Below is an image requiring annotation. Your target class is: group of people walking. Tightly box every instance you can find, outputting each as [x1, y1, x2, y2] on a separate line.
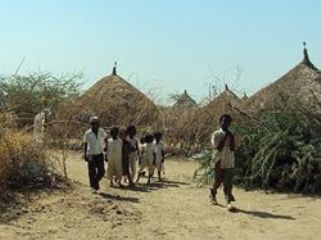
[83, 114, 236, 210]
[83, 116, 165, 193]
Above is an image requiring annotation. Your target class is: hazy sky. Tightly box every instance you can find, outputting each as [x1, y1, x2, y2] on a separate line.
[1, 0, 320, 103]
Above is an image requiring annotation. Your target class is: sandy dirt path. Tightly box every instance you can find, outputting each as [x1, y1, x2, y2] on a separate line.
[1, 151, 321, 240]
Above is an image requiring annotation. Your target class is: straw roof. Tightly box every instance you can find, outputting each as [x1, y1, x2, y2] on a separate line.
[241, 92, 249, 101]
[205, 84, 241, 113]
[172, 90, 198, 109]
[57, 64, 160, 128]
[200, 84, 241, 124]
[244, 46, 321, 112]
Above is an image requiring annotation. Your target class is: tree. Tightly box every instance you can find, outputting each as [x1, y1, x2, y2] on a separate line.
[0, 72, 83, 126]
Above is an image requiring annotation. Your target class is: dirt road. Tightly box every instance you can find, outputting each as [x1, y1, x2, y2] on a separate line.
[1, 151, 321, 239]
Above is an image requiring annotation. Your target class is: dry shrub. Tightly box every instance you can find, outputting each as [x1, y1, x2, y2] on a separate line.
[0, 128, 55, 197]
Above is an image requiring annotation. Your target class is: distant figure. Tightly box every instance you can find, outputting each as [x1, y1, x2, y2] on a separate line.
[154, 132, 165, 181]
[33, 108, 51, 144]
[126, 125, 139, 180]
[83, 116, 107, 193]
[210, 114, 236, 211]
[138, 136, 146, 167]
[136, 134, 156, 184]
[119, 128, 134, 186]
[107, 127, 123, 187]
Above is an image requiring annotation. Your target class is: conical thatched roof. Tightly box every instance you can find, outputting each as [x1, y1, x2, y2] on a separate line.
[205, 84, 241, 113]
[57, 64, 160, 129]
[200, 84, 241, 124]
[172, 90, 198, 109]
[245, 46, 321, 111]
[241, 92, 249, 101]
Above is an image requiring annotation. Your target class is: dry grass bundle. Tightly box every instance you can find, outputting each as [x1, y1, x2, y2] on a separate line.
[0, 127, 57, 200]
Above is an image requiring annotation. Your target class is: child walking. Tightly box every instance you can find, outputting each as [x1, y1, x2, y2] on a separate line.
[119, 128, 134, 186]
[154, 132, 165, 181]
[210, 114, 236, 210]
[136, 134, 156, 184]
[107, 127, 123, 187]
[126, 125, 139, 181]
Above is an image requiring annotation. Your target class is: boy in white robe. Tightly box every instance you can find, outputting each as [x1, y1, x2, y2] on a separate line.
[107, 127, 123, 187]
[136, 134, 156, 184]
[154, 132, 165, 181]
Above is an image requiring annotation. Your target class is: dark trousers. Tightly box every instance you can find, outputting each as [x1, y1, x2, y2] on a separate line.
[212, 168, 235, 203]
[88, 154, 105, 190]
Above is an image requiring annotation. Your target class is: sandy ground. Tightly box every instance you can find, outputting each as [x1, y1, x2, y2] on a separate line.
[1, 151, 321, 240]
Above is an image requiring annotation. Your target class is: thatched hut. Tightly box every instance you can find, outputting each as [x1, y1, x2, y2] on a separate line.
[244, 45, 321, 112]
[57, 63, 161, 131]
[203, 84, 241, 118]
[241, 92, 249, 101]
[172, 90, 198, 109]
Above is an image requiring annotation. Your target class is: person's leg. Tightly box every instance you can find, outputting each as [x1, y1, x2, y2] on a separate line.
[95, 154, 105, 190]
[136, 161, 146, 182]
[130, 153, 137, 181]
[223, 168, 235, 204]
[116, 159, 123, 187]
[88, 160, 96, 189]
[107, 159, 114, 187]
[210, 168, 224, 204]
[91, 155, 100, 190]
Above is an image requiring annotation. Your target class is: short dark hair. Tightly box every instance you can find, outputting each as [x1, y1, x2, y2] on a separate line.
[110, 127, 120, 138]
[153, 132, 163, 140]
[219, 114, 232, 123]
[126, 125, 137, 136]
[144, 134, 154, 143]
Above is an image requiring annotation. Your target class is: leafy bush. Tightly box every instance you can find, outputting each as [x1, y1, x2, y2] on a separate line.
[193, 107, 321, 193]
[0, 72, 82, 126]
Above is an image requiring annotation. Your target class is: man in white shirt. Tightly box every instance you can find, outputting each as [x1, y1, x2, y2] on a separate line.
[210, 114, 236, 209]
[83, 116, 107, 192]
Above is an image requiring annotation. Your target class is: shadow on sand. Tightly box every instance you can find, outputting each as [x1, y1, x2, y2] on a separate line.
[117, 179, 189, 193]
[98, 192, 140, 203]
[233, 207, 296, 220]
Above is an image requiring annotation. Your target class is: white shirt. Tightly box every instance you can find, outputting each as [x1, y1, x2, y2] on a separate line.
[83, 128, 107, 155]
[211, 128, 235, 169]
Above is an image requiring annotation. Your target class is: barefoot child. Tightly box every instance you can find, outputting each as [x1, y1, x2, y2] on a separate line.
[210, 114, 236, 210]
[136, 134, 156, 184]
[154, 132, 165, 181]
[126, 125, 139, 180]
[107, 127, 123, 187]
[119, 128, 134, 186]
[83, 116, 107, 193]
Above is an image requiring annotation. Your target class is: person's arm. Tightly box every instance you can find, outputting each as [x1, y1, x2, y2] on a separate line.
[161, 149, 165, 162]
[212, 132, 226, 152]
[226, 130, 235, 151]
[83, 142, 88, 161]
[83, 132, 88, 161]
